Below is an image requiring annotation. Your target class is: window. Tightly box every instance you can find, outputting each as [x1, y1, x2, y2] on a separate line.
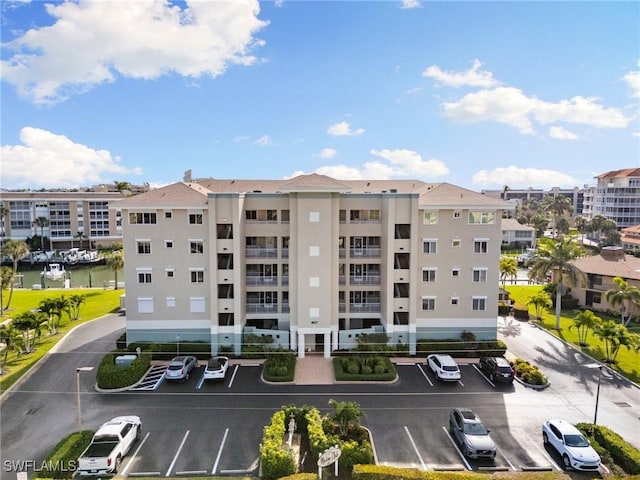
[309, 246, 320, 256]
[166, 297, 175, 307]
[451, 297, 459, 306]
[189, 213, 203, 224]
[137, 272, 152, 284]
[246, 210, 257, 220]
[339, 210, 346, 223]
[452, 239, 461, 248]
[423, 239, 437, 254]
[217, 224, 233, 239]
[472, 297, 487, 311]
[190, 240, 204, 254]
[190, 270, 205, 283]
[165, 240, 173, 248]
[281, 210, 290, 223]
[474, 239, 488, 253]
[472, 268, 488, 283]
[452, 268, 460, 277]
[137, 240, 151, 254]
[453, 211, 461, 219]
[423, 211, 438, 225]
[219, 313, 234, 326]
[395, 224, 410, 239]
[164, 211, 172, 219]
[165, 269, 174, 278]
[137, 298, 153, 314]
[190, 297, 206, 313]
[422, 297, 436, 311]
[422, 268, 436, 282]
[218, 253, 233, 269]
[129, 212, 157, 224]
[309, 212, 320, 222]
[468, 211, 495, 224]
[394, 283, 409, 298]
[267, 210, 278, 221]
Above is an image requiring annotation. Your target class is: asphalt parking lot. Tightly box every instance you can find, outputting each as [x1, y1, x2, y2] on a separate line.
[115, 361, 562, 476]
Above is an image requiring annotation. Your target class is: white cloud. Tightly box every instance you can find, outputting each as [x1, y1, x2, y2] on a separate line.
[327, 121, 365, 137]
[318, 148, 337, 159]
[472, 166, 580, 188]
[254, 134, 272, 146]
[1, 127, 142, 188]
[442, 86, 631, 135]
[1, 0, 268, 104]
[621, 62, 640, 98]
[423, 60, 500, 88]
[548, 126, 578, 140]
[400, 0, 421, 9]
[369, 149, 449, 177]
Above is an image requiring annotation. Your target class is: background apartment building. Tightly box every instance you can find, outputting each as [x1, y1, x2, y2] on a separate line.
[582, 168, 640, 228]
[118, 173, 512, 357]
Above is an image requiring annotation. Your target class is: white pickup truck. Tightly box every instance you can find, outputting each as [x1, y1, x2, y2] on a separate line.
[77, 416, 141, 476]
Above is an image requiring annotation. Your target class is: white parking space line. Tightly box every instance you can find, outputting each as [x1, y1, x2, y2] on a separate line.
[165, 430, 190, 477]
[119, 431, 151, 477]
[211, 427, 229, 474]
[521, 428, 561, 471]
[416, 364, 433, 386]
[442, 426, 472, 471]
[228, 364, 239, 388]
[196, 374, 205, 389]
[176, 470, 207, 475]
[472, 364, 496, 387]
[403, 426, 427, 471]
[495, 444, 517, 471]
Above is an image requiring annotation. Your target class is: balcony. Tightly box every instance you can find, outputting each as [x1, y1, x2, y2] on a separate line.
[246, 276, 278, 286]
[350, 275, 381, 285]
[338, 302, 346, 313]
[246, 303, 278, 313]
[350, 247, 381, 258]
[281, 275, 289, 286]
[245, 247, 278, 258]
[349, 303, 381, 313]
[281, 247, 289, 258]
[282, 303, 290, 313]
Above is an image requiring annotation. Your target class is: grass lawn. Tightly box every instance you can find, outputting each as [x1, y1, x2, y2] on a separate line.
[505, 285, 640, 384]
[0, 288, 123, 392]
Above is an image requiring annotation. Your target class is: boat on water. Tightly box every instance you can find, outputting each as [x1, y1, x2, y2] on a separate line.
[42, 263, 66, 281]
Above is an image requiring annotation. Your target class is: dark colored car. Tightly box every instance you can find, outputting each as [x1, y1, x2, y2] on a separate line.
[479, 356, 514, 384]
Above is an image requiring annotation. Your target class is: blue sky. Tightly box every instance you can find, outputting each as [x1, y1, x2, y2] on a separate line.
[1, 0, 639, 191]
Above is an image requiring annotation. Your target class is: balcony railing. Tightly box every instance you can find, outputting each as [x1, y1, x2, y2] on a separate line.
[281, 275, 289, 286]
[246, 276, 277, 286]
[245, 247, 278, 258]
[350, 248, 381, 258]
[339, 248, 346, 258]
[281, 248, 289, 258]
[350, 275, 381, 285]
[349, 302, 381, 313]
[246, 303, 278, 313]
[338, 302, 346, 313]
[282, 303, 290, 313]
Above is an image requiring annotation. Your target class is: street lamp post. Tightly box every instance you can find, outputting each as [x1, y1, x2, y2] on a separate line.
[593, 365, 603, 425]
[176, 334, 180, 357]
[76, 366, 94, 430]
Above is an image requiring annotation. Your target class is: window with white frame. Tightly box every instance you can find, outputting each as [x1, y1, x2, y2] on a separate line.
[423, 211, 438, 225]
[423, 239, 437, 254]
[309, 212, 320, 223]
[190, 269, 205, 283]
[137, 297, 153, 313]
[129, 212, 157, 224]
[137, 272, 152, 284]
[472, 268, 488, 283]
[474, 239, 488, 253]
[453, 211, 461, 219]
[189, 213, 203, 224]
[452, 268, 460, 277]
[165, 240, 173, 248]
[422, 297, 436, 311]
[468, 211, 495, 224]
[452, 239, 461, 248]
[164, 211, 172, 219]
[472, 296, 487, 311]
[166, 297, 175, 307]
[451, 297, 459, 306]
[136, 240, 151, 254]
[190, 240, 204, 254]
[422, 268, 436, 282]
[190, 297, 206, 313]
[165, 269, 174, 278]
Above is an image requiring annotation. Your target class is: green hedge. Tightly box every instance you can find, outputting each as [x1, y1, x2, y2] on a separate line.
[333, 357, 396, 381]
[259, 410, 297, 480]
[416, 339, 507, 357]
[33, 430, 93, 479]
[511, 358, 548, 386]
[576, 423, 640, 475]
[352, 464, 567, 480]
[263, 351, 296, 382]
[96, 351, 152, 389]
[125, 341, 211, 360]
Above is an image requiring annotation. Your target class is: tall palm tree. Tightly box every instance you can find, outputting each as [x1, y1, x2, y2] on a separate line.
[1, 240, 29, 311]
[0, 266, 15, 317]
[32, 216, 49, 251]
[106, 250, 124, 289]
[541, 194, 573, 239]
[499, 256, 518, 288]
[528, 236, 585, 329]
[328, 399, 365, 437]
[13, 311, 45, 354]
[605, 276, 640, 326]
[0, 323, 22, 372]
[527, 291, 552, 321]
[569, 309, 602, 346]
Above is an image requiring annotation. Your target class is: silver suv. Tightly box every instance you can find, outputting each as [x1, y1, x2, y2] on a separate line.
[449, 407, 496, 460]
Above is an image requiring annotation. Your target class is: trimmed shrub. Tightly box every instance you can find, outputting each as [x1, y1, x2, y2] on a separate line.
[259, 410, 297, 480]
[96, 351, 151, 389]
[333, 357, 396, 382]
[33, 430, 93, 478]
[577, 423, 640, 475]
[126, 341, 210, 360]
[263, 350, 296, 382]
[416, 339, 507, 358]
[511, 358, 548, 386]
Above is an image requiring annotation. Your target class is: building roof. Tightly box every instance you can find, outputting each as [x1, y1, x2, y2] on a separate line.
[114, 182, 210, 208]
[570, 248, 640, 281]
[416, 182, 511, 209]
[501, 218, 535, 231]
[596, 168, 640, 179]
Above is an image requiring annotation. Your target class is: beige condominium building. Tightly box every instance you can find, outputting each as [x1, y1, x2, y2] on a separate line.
[116, 173, 513, 357]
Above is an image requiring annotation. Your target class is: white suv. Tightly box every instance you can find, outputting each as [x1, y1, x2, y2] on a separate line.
[427, 354, 461, 382]
[542, 419, 601, 471]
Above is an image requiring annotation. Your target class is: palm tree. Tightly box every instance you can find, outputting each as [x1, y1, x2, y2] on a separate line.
[499, 257, 518, 288]
[105, 250, 124, 289]
[528, 236, 585, 329]
[569, 309, 602, 346]
[574, 215, 590, 245]
[527, 291, 552, 321]
[605, 276, 640, 326]
[328, 399, 365, 437]
[0, 323, 22, 372]
[542, 194, 573, 239]
[66, 294, 86, 321]
[32, 216, 49, 252]
[39, 297, 59, 336]
[0, 266, 15, 317]
[1, 240, 29, 311]
[594, 320, 640, 364]
[13, 311, 45, 354]
[0, 204, 8, 238]
[589, 215, 609, 244]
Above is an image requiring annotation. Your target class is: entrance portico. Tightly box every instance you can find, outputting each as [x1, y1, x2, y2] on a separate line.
[292, 327, 336, 358]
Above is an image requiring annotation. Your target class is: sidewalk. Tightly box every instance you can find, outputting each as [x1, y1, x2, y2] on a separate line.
[293, 355, 334, 384]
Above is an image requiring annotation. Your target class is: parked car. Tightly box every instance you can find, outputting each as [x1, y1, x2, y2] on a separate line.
[542, 419, 601, 471]
[449, 408, 496, 460]
[479, 356, 514, 384]
[426, 354, 461, 382]
[203, 356, 229, 381]
[77, 416, 141, 475]
[165, 355, 198, 381]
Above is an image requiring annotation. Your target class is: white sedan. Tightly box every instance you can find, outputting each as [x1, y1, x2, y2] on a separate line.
[203, 356, 229, 381]
[542, 419, 601, 471]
